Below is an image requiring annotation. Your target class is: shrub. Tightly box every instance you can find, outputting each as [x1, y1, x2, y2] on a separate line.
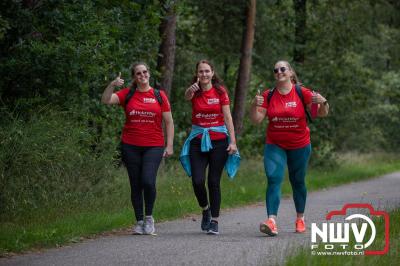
[0, 108, 120, 221]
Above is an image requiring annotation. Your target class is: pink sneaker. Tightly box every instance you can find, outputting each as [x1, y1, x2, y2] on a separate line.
[295, 218, 306, 233]
[260, 218, 278, 236]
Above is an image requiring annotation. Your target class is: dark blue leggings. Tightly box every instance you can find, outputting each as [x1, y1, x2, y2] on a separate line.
[263, 144, 311, 216]
[121, 143, 164, 222]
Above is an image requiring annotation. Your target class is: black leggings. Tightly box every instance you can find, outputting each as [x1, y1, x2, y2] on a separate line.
[189, 138, 229, 218]
[121, 143, 164, 222]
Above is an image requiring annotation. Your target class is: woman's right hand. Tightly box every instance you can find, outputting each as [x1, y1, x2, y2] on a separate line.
[185, 79, 200, 100]
[111, 72, 124, 88]
[189, 81, 200, 93]
[253, 90, 264, 106]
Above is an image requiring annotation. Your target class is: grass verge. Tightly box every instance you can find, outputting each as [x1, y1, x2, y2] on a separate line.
[1, 153, 400, 256]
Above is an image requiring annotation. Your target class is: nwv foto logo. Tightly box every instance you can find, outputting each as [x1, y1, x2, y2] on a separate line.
[310, 203, 390, 256]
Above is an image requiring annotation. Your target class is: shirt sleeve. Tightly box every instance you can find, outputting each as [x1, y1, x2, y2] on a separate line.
[115, 88, 130, 107]
[160, 90, 171, 112]
[260, 89, 269, 109]
[301, 87, 313, 105]
[220, 87, 230, 105]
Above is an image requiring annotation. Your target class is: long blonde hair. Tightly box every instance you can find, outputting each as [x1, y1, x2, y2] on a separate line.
[276, 60, 302, 85]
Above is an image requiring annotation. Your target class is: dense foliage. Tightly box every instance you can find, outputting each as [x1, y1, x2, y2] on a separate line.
[1, 0, 399, 220]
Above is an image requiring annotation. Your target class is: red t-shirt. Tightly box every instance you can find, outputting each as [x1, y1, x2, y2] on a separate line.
[260, 85, 312, 149]
[116, 87, 171, 146]
[191, 86, 230, 140]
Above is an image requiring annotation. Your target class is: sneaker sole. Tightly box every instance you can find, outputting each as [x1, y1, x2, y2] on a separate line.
[132, 231, 144, 235]
[207, 230, 219, 235]
[144, 230, 155, 235]
[260, 223, 277, 236]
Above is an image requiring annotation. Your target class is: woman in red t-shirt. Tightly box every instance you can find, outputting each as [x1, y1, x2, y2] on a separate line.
[184, 60, 237, 235]
[250, 60, 329, 236]
[101, 62, 174, 235]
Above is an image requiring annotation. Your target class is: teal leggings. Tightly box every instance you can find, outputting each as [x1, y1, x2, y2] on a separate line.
[263, 144, 311, 216]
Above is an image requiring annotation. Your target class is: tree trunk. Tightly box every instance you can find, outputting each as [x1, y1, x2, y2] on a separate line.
[156, 1, 177, 98]
[293, 0, 307, 64]
[232, 0, 256, 135]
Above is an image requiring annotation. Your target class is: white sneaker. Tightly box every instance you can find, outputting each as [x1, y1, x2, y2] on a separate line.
[144, 216, 155, 235]
[132, 220, 144, 235]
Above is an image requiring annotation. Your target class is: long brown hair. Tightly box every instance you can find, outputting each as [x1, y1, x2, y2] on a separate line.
[191, 60, 226, 96]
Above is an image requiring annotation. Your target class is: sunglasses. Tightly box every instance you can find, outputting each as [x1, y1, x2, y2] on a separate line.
[135, 70, 148, 76]
[273, 67, 287, 74]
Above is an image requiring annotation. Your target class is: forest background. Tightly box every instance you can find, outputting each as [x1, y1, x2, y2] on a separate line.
[0, 0, 399, 224]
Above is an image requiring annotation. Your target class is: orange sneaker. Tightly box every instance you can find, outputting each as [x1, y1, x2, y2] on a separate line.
[295, 218, 306, 233]
[260, 218, 278, 236]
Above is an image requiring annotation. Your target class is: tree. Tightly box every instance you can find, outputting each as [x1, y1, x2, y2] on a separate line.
[293, 0, 307, 64]
[156, 0, 178, 97]
[232, 0, 256, 134]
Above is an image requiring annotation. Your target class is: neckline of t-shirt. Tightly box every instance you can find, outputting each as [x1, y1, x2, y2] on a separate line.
[201, 86, 215, 93]
[275, 86, 293, 96]
[135, 87, 153, 93]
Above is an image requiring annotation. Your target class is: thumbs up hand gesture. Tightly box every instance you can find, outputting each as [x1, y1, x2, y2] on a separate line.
[111, 72, 124, 88]
[189, 78, 201, 93]
[254, 89, 264, 106]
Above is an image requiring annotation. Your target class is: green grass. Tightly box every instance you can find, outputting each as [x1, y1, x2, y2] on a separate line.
[1, 153, 400, 256]
[285, 208, 400, 265]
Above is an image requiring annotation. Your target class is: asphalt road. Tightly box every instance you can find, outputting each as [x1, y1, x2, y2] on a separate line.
[1, 172, 399, 266]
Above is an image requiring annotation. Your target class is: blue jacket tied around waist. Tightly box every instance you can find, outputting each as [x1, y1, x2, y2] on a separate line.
[179, 125, 241, 179]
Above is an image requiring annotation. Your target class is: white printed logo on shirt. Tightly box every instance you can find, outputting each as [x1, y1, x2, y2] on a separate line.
[207, 98, 220, 105]
[143, 98, 156, 104]
[195, 113, 219, 119]
[129, 109, 156, 117]
[285, 101, 297, 108]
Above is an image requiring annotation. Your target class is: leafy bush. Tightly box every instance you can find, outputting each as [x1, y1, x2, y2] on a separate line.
[0, 108, 121, 221]
[0, 0, 161, 110]
[309, 140, 338, 169]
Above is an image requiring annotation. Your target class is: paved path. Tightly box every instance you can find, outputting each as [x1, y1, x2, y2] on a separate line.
[1, 172, 399, 266]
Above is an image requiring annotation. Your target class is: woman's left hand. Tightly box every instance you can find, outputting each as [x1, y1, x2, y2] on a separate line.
[226, 143, 238, 155]
[312, 92, 327, 104]
[163, 146, 174, 157]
